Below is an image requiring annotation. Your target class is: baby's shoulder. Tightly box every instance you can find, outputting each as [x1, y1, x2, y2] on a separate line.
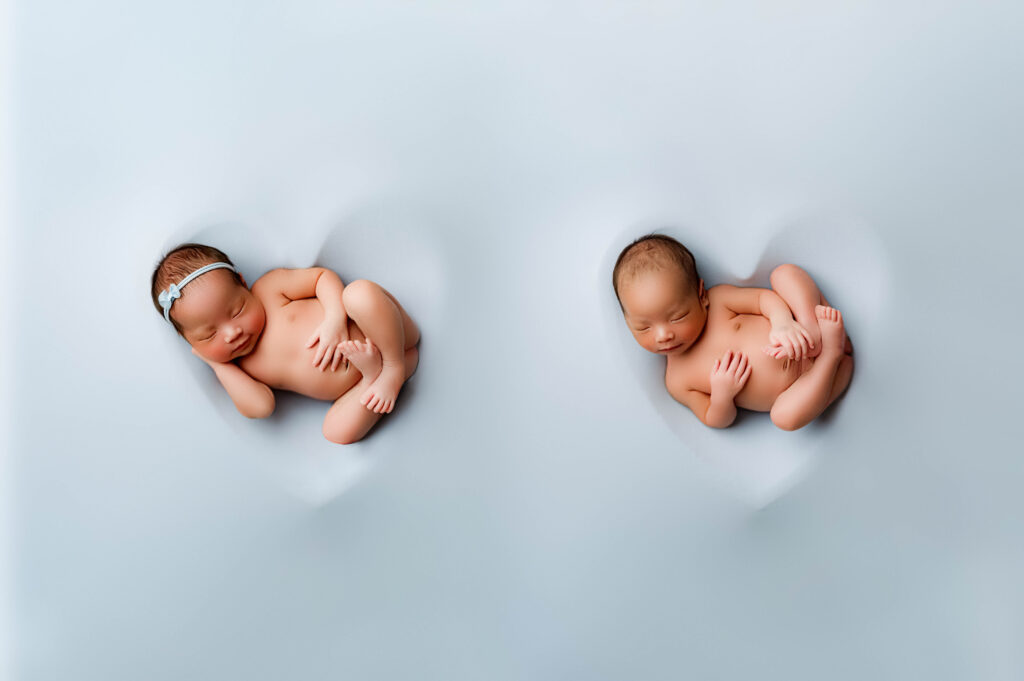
[706, 283, 771, 315]
[251, 267, 287, 290]
[706, 282, 769, 299]
[706, 283, 735, 306]
[250, 268, 291, 305]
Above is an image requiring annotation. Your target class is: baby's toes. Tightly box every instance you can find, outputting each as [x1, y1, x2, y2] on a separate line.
[815, 305, 841, 325]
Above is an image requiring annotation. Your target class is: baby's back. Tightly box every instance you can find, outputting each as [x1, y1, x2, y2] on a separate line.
[666, 286, 807, 412]
[240, 295, 364, 402]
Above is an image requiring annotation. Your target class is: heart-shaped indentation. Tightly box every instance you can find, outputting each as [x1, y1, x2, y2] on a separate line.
[157, 200, 448, 505]
[603, 214, 889, 506]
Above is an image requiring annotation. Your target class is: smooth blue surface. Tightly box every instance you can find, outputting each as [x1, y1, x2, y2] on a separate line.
[9, 1, 1024, 679]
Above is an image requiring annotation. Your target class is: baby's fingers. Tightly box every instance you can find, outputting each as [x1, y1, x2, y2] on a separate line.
[785, 338, 802, 361]
[727, 352, 743, 375]
[740, 361, 752, 385]
[800, 325, 815, 350]
[794, 333, 808, 359]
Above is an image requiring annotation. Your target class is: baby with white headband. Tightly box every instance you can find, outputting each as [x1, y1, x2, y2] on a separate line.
[151, 243, 419, 444]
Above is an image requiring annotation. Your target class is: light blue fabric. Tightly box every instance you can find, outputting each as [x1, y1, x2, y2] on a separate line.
[158, 262, 236, 322]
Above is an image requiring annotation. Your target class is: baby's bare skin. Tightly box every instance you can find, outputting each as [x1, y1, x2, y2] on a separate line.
[666, 299, 849, 428]
[175, 267, 419, 444]
[667, 292, 811, 413]
[619, 263, 853, 430]
[239, 296, 365, 402]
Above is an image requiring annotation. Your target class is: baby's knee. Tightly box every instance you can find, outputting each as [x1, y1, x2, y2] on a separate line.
[770, 263, 805, 284]
[322, 420, 362, 445]
[341, 278, 376, 304]
[770, 405, 806, 432]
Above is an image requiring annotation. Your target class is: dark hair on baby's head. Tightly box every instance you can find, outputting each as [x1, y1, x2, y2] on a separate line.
[151, 243, 242, 333]
[612, 234, 701, 302]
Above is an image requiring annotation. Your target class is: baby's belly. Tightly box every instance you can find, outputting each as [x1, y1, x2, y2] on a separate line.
[735, 353, 808, 412]
[247, 301, 367, 402]
[712, 315, 807, 412]
[278, 361, 363, 402]
[277, 318, 367, 401]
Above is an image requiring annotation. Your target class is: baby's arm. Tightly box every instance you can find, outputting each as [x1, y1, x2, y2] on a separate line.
[714, 285, 813, 360]
[254, 267, 350, 371]
[768, 264, 826, 358]
[669, 351, 751, 428]
[193, 350, 275, 418]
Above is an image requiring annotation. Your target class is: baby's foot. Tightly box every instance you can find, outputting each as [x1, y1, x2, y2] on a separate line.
[803, 324, 823, 359]
[359, 359, 405, 415]
[815, 305, 845, 359]
[340, 339, 382, 381]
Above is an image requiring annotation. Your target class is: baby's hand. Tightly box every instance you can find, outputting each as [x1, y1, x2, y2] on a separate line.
[710, 350, 751, 399]
[764, 321, 814, 361]
[306, 316, 350, 371]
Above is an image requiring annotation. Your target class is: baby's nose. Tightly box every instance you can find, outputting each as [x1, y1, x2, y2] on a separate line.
[655, 326, 674, 341]
[224, 325, 242, 342]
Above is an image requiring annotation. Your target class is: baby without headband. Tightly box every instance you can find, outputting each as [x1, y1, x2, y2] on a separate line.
[158, 262, 237, 322]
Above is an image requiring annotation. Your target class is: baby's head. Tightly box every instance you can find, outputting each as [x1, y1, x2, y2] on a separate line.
[151, 243, 266, 363]
[613, 234, 709, 356]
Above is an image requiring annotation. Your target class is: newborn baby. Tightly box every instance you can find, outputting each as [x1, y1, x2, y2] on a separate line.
[152, 243, 419, 444]
[613, 235, 853, 430]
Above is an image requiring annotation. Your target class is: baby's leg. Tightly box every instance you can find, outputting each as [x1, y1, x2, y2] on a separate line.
[769, 264, 826, 358]
[322, 345, 419, 444]
[342, 279, 419, 413]
[769, 306, 849, 431]
[377, 285, 421, 349]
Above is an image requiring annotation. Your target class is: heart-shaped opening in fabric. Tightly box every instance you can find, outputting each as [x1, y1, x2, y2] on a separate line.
[602, 213, 889, 506]
[155, 200, 449, 505]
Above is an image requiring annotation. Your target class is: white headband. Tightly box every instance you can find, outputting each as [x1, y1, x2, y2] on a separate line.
[158, 262, 237, 322]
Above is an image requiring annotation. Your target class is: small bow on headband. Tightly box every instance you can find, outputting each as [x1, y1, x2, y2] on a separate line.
[158, 283, 182, 315]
